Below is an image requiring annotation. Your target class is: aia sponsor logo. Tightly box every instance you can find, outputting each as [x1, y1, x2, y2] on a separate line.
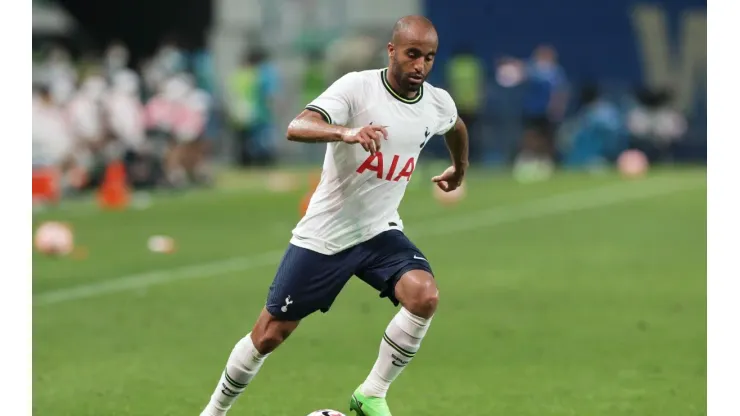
[356, 152, 415, 181]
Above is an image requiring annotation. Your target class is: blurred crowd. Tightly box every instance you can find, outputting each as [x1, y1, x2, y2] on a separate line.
[32, 40, 218, 196]
[32, 35, 700, 199]
[440, 44, 693, 178]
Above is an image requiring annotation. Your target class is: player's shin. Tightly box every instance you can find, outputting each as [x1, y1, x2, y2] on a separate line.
[359, 307, 432, 398]
[200, 332, 269, 416]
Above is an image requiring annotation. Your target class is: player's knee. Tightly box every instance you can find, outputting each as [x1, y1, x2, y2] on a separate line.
[417, 288, 439, 317]
[396, 271, 439, 318]
[404, 285, 439, 318]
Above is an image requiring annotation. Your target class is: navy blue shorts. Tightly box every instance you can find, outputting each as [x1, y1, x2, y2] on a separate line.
[265, 230, 433, 321]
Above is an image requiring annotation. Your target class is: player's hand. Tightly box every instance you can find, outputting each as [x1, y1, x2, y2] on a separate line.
[341, 124, 389, 154]
[431, 165, 465, 192]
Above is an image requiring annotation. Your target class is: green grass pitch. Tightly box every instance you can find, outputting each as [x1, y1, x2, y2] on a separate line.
[32, 167, 706, 416]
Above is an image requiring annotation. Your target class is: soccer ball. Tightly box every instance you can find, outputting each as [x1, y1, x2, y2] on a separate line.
[307, 410, 346, 416]
[512, 156, 555, 183]
[433, 181, 466, 205]
[147, 235, 176, 254]
[617, 149, 649, 178]
[34, 221, 74, 256]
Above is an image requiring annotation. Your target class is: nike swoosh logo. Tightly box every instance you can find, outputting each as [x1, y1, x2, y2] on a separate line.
[413, 255, 427, 262]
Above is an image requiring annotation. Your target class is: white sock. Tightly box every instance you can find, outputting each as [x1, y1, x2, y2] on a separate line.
[360, 308, 432, 398]
[201, 333, 269, 416]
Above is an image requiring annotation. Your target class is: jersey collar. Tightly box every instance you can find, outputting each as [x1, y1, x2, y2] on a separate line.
[381, 68, 423, 104]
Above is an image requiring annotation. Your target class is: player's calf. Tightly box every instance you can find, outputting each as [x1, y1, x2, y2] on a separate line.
[200, 309, 299, 416]
[358, 270, 437, 400]
[250, 307, 301, 354]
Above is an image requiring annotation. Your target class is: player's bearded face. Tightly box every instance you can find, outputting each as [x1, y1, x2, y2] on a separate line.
[389, 42, 437, 93]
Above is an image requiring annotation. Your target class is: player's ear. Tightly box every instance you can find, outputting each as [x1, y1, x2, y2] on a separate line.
[387, 42, 395, 58]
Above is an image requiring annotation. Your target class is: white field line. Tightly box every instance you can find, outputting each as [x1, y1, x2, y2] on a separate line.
[33, 177, 703, 306]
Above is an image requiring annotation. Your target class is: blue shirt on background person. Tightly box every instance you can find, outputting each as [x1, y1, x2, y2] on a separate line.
[523, 61, 568, 117]
[522, 45, 569, 120]
[563, 85, 626, 167]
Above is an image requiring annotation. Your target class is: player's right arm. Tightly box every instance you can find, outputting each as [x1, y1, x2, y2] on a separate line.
[286, 110, 388, 154]
[286, 72, 388, 154]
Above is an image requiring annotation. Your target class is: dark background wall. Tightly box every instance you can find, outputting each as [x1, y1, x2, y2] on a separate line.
[55, 0, 212, 62]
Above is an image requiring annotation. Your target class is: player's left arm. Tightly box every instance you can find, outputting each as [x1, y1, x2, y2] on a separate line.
[432, 116, 469, 192]
[430, 89, 469, 192]
[444, 117, 469, 174]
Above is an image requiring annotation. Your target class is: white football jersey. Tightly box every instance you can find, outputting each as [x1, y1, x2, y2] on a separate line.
[290, 68, 458, 255]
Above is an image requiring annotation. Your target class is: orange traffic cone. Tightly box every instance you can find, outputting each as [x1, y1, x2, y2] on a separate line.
[97, 160, 130, 210]
[32, 167, 60, 205]
[298, 170, 322, 216]
[299, 192, 312, 216]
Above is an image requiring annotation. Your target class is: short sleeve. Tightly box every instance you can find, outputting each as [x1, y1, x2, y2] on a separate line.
[434, 89, 459, 136]
[305, 71, 361, 126]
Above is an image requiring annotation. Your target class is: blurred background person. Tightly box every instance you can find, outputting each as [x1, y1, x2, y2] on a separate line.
[32, 84, 81, 191]
[102, 41, 131, 82]
[300, 49, 328, 108]
[104, 69, 164, 189]
[173, 80, 213, 186]
[228, 47, 281, 167]
[561, 84, 626, 169]
[151, 35, 188, 80]
[40, 45, 78, 96]
[518, 45, 570, 165]
[66, 71, 110, 189]
[445, 46, 485, 161]
[145, 74, 191, 188]
[626, 86, 688, 163]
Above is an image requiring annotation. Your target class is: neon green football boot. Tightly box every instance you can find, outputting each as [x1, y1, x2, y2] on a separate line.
[349, 386, 392, 416]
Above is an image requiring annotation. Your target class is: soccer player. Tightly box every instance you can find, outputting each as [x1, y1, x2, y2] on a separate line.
[200, 15, 469, 416]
